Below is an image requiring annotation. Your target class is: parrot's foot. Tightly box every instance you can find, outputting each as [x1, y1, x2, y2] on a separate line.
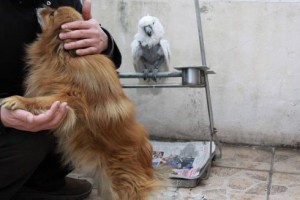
[143, 68, 149, 81]
[151, 68, 159, 82]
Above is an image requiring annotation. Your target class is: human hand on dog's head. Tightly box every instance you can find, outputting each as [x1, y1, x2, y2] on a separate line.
[0, 101, 68, 132]
[59, 0, 108, 56]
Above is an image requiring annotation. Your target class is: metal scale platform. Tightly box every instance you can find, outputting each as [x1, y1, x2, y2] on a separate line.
[118, 0, 221, 187]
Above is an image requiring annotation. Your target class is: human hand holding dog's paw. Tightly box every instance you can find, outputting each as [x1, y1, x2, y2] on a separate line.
[0, 101, 69, 132]
[59, 0, 108, 56]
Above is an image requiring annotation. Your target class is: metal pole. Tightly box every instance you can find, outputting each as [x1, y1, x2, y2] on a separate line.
[194, 0, 216, 168]
[119, 71, 182, 79]
[194, 0, 207, 66]
[194, 0, 214, 133]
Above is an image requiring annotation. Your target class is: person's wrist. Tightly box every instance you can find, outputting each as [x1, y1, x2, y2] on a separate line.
[0, 106, 7, 134]
[0, 106, 5, 127]
[102, 31, 109, 53]
[101, 28, 115, 57]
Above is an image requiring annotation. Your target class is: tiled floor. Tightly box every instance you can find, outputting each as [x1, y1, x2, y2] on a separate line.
[70, 143, 300, 200]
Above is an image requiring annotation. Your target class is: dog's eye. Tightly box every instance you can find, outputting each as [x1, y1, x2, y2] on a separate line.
[49, 11, 55, 17]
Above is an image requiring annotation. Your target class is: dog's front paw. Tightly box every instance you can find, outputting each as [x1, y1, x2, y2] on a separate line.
[0, 96, 26, 110]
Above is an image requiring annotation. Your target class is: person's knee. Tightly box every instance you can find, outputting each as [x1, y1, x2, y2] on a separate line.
[0, 130, 57, 194]
[0, 130, 56, 163]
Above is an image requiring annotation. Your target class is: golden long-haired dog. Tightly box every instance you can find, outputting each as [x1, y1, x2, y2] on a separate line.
[1, 6, 167, 200]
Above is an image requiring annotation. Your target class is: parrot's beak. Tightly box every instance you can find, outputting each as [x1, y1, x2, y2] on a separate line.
[144, 25, 152, 37]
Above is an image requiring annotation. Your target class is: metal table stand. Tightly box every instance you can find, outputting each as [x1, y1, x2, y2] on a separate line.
[118, 0, 221, 187]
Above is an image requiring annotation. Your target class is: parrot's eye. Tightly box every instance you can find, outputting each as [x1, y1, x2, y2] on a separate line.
[153, 22, 155, 25]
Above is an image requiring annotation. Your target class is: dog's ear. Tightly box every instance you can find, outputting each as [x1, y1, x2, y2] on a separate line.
[36, 6, 55, 30]
[67, 49, 77, 58]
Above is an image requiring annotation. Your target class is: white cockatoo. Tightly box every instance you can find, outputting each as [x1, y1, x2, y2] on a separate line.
[131, 15, 171, 82]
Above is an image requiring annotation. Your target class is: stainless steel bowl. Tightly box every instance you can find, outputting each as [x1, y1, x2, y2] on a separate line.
[175, 66, 208, 86]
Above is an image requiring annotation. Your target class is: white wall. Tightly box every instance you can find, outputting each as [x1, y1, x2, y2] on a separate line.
[92, 0, 300, 146]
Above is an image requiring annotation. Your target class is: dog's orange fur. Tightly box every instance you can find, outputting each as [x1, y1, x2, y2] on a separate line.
[1, 6, 164, 200]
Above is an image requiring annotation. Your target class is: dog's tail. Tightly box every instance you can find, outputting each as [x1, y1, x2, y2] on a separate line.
[146, 165, 172, 199]
[154, 165, 172, 186]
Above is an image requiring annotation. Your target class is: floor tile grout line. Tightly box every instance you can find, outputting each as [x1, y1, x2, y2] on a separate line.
[212, 165, 271, 173]
[272, 170, 300, 175]
[266, 147, 275, 200]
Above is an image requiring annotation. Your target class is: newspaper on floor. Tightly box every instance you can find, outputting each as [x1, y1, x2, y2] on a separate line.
[152, 141, 216, 179]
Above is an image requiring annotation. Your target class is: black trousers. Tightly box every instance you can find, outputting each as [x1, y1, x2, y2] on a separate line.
[0, 128, 71, 199]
